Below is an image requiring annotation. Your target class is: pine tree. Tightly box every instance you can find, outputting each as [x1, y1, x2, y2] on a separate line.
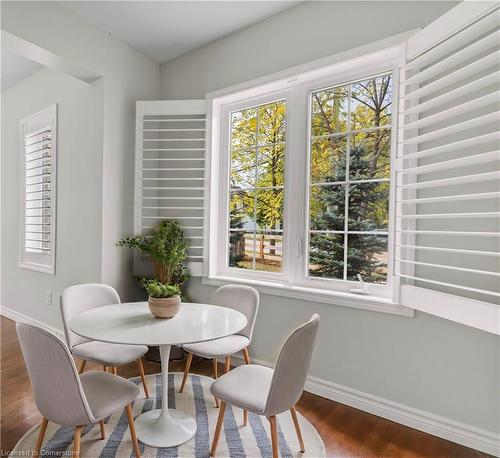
[309, 144, 387, 282]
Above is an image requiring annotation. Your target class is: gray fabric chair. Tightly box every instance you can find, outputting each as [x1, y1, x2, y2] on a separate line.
[61, 283, 150, 397]
[209, 314, 320, 458]
[16, 322, 141, 458]
[179, 284, 259, 410]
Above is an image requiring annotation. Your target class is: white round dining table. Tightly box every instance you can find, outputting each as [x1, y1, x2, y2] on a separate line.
[69, 301, 247, 448]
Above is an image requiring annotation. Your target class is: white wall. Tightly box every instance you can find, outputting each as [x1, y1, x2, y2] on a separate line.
[1, 2, 161, 323]
[160, 0, 500, 441]
[2, 68, 104, 327]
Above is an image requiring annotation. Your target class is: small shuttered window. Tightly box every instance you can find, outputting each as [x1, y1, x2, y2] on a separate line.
[395, 4, 499, 333]
[134, 100, 206, 276]
[20, 104, 57, 274]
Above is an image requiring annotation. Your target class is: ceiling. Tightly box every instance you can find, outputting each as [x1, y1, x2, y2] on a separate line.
[62, 1, 301, 64]
[1, 48, 43, 92]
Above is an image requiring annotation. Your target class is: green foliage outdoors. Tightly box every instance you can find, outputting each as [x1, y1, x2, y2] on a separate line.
[229, 74, 392, 282]
[140, 279, 181, 298]
[117, 219, 190, 288]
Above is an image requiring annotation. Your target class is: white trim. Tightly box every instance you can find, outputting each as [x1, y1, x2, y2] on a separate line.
[0, 305, 64, 339]
[202, 275, 413, 317]
[230, 354, 500, 456]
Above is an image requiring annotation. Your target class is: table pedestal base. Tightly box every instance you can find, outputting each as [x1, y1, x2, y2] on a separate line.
[134, 344, 197, 448]
[135, 409, 197, 448]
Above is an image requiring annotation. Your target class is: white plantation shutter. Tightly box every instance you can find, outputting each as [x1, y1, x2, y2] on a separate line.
[395, 3, 500, 333]
[134, 100, 206, 276]
[19, 104, 57, 274]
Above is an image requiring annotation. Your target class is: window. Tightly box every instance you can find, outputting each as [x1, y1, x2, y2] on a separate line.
[229, 100, 286, 273]
[307, 74, 392, 284]
[208, 56, 398, 305]
[19, 104, 57, 274]
[208, 52, 401, 306]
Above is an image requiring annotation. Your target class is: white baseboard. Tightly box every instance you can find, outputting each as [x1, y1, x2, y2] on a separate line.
[2, 306, 498, 456]
[232, 355, 499, 456]
[1, 305, 64, 339]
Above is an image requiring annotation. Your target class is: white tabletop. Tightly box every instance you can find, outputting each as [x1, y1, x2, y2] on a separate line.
[69, 302, 247, 346]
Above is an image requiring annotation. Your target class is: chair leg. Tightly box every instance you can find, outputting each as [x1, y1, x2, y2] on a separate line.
[73, 425, 83, 458]
[212, 358, 220, 408]
[243, 347, 251, 365]
[224, 356, 231, 373]
[290, 406, 305, 452]
[210, 401, 227, 457]
[241, 350, 249, 423]
[126, 403, 141, 458]
[34, 417, 48, 456]
[99, 420, 106, 440]
[112, 367, 118, 375]
[137, 358, 149, 399]
[78, 360, 86, 374]
[179, 352, 193, 393]
[268, 416, 278, 458]
[102, 365, 107, 372]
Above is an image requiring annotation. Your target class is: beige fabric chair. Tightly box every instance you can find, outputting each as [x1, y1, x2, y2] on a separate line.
[179, 285, 259, 409]
[61, 283, 149, 397]
[16, 323, 141, 457]
[209, 314, 320, 458]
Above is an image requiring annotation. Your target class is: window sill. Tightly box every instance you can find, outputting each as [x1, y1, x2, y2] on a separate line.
[202, 275, 414, 317]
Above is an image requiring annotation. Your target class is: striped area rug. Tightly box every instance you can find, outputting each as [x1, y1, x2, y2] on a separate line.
[13, 372, 325, 457]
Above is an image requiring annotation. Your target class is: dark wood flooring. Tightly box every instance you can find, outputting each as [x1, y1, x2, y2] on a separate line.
[0, 316, 488, 457]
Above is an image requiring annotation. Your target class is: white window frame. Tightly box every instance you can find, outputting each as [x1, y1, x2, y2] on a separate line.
[19, 104, 57, 275]
[217, 90, 292, 283]
[205, 41, 413, 316]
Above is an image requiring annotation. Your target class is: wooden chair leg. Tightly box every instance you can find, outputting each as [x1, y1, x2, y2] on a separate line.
[73, 425, 83, 458]
[112, 367, 118, 375]
[102, 365, 107, 372]
[179, 352, 193, 393]
[213, 358, 220, 408]
[290, 406, 305, 452]
[34, 417, 49, 456]
[210, 401, 227, 457]
[224, 356, 231, 373]
[78, 360, 86, 374]
[243, 409, 248, 426]
[243, 347, 251, 365]
[137, 358, 149, 399]
[126, 403, 141, 458]
[99, 420, 106, 440]
[268, 416, 278, 458]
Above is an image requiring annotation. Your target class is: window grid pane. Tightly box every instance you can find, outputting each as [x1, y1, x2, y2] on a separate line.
[229, 100, 286, 273]
[308, 73, 392, 284]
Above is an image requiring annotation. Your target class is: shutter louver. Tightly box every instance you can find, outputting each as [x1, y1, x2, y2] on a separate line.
[395, 4, 500, 333]
[135, 100, 206, 277]
[20, 105, 57, 274]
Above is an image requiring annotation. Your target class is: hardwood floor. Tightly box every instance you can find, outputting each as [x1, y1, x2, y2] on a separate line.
[0, 316, 487, 457]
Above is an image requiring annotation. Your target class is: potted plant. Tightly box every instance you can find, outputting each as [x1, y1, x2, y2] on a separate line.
[117, 219, 190, 319]
[141, 279, 181, 319]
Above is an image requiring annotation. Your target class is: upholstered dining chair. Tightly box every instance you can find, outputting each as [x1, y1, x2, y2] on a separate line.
[210, 314, 320, 458]
[61, 283, 149, 398]
[16, 323, 141, 458]
[179, 284, 259, 408]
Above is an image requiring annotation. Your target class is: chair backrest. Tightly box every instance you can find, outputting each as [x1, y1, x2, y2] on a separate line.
[16, 323, 95, 426]
[61, 283, 120, 348]
[211, 285, 259, 340]
[264, 314, 320, 416]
